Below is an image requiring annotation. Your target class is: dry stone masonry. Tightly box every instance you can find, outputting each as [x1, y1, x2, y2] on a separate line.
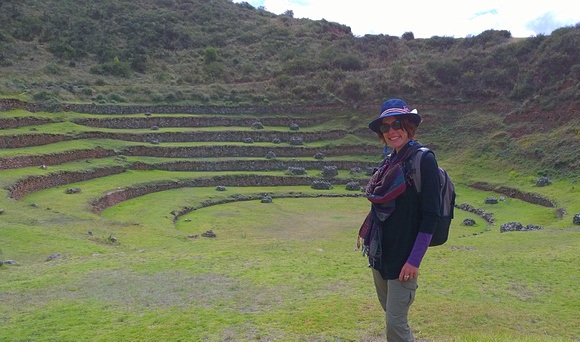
[1, 99, 566, 231]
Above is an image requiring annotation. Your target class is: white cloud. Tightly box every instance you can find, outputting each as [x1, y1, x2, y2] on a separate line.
[234, 0, 580, 38]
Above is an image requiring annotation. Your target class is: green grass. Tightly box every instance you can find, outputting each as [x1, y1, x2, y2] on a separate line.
[1, 108, 579, 341]
[1, 196, 578, 341]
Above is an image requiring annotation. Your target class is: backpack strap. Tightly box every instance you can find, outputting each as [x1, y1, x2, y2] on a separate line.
[408, 147, 432, 193]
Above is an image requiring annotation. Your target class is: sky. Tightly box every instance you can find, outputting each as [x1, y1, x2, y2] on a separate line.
[233, 0, 580, 38]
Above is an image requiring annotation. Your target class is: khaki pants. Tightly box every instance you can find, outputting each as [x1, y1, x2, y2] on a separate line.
[372, 268, 418, 342]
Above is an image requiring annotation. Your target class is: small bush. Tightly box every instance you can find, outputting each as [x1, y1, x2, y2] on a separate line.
[32, 91, 56, 102]
[94, 93, 107, 102]
[80, 88, 94, 96]
[107, 93, 126, 102]
[332, 54, 363, 71]
[90, 61, 132, 78]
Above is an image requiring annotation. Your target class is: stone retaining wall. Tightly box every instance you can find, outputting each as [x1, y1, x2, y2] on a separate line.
[7, 166, 126, 200]
[470, 182, 556, 207]
[78, 130, 349, 143]
[123, 145, 377, 158]
[0, 130, 371, 148]
[0, 133, 76, 148]
[129, 159, 374, 172]
[0, 146, 377, 171]
[0, 148, 117, 170]
[89, 175, 357, 213]
[4, 156, 373, 200]
[170, 192, 364, 223]
[0, 99, 41, 112]
[0, 98, 344, 115]
[72, 116, 328, 128]
[0, 117, 54, 129]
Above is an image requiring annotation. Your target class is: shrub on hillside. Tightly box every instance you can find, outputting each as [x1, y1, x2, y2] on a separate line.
[32, 91, 57, 102]
[107, 93, 126, 103]
[282, 58, 317, 75]
[402, 32, 414, 40]
[342, 80, 364, 104]
[332, 54, 363, 71]
[427, 58, 461, 85]
[90, 61, 131, 78]
[274, 74, 294, 89]
[204, 47, 218, 63]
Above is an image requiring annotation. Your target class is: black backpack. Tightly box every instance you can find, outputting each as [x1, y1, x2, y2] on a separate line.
[408, 147, 456, 246]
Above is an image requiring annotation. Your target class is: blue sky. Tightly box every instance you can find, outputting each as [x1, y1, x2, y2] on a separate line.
[233, 0, 580, 38]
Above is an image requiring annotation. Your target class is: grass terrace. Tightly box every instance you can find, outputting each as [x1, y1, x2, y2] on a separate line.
[0, 107, 578, 341]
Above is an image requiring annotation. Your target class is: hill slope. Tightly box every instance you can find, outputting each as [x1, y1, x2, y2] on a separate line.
[0, 0, 578, 110]
[0, 0, 578, 177]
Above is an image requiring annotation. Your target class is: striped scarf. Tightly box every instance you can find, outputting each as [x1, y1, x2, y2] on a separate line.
[357, 145, 414, 258]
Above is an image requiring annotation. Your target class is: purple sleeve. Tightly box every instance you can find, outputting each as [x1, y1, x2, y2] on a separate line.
[407, 232, 432, 268]
[406, 151, 439, 268]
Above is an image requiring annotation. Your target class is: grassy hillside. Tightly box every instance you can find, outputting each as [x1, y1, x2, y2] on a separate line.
[0, 0, 578, 111]
[0, 0, 579, 340]
[1, 0, 577, 177]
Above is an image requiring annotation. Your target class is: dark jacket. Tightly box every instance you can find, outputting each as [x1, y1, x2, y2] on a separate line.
[377, 147, 440, 280]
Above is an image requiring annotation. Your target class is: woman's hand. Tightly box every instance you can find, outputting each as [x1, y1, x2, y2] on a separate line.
[399, 263, 418, 281]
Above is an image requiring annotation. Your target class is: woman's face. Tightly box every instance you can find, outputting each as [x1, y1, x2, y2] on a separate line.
[381, 116, 410, 152]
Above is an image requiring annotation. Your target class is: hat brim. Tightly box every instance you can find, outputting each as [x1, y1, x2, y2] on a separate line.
[368, 112, 422, 133]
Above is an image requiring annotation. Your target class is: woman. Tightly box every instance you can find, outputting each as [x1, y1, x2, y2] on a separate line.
[358, 98, 441, 341]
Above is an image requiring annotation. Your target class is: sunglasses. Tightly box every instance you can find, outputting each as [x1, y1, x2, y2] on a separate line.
[379, 120, 402, 133]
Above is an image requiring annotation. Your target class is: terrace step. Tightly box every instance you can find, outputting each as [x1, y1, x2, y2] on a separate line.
[0, 130, 367, 148]
[72, 116, 327, 129]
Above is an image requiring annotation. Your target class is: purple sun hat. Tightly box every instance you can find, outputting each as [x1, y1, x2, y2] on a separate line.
[368, 98, 422, 133]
